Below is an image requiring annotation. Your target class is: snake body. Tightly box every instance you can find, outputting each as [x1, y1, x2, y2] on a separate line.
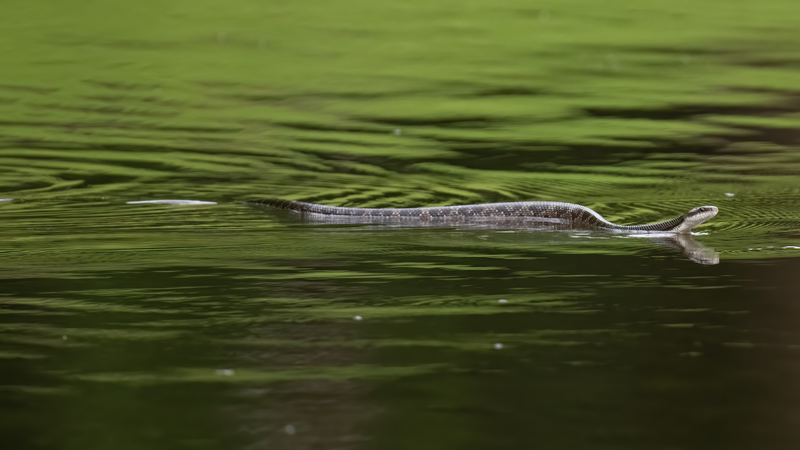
[252, 199, 718, 234]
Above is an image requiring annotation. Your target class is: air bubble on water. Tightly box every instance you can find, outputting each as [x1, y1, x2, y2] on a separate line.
[725, 193, 735, 197]
[498, 299, 508, 304]
[354, 315, 363, 320]
[285, 424, 296, 435]
[494, 343, 503, 350]
[216, 369, 235, 376]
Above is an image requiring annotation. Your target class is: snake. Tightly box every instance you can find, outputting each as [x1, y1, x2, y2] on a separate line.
[251, 199, 718, 234]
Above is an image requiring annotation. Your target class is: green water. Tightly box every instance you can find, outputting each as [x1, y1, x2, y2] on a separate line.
[2, 0, 800, 449]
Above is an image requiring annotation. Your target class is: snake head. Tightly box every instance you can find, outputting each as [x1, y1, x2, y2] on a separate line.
[675, 206, 719, 233]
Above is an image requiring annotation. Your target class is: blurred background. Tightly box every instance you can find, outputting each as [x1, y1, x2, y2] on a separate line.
[1, 1, 800, 449]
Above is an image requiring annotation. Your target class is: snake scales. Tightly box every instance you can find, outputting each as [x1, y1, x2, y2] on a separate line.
[252, 199, 718, 234]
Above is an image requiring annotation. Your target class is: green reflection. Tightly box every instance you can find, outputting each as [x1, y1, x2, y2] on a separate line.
[2, 0, 800, 449]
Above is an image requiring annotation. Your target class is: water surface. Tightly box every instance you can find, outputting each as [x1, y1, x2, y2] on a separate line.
[2, 1, 800, 449]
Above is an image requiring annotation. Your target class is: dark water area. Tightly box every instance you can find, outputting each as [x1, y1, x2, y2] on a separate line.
[2, 1, 800, 449]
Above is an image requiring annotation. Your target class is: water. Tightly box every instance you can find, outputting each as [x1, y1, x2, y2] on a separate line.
[2, 0, 800, 449]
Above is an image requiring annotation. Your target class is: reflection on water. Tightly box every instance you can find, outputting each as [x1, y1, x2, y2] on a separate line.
[0, 201, 794, 450]
[2, 0, 800, 448]
[645, 233, 720, 265]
